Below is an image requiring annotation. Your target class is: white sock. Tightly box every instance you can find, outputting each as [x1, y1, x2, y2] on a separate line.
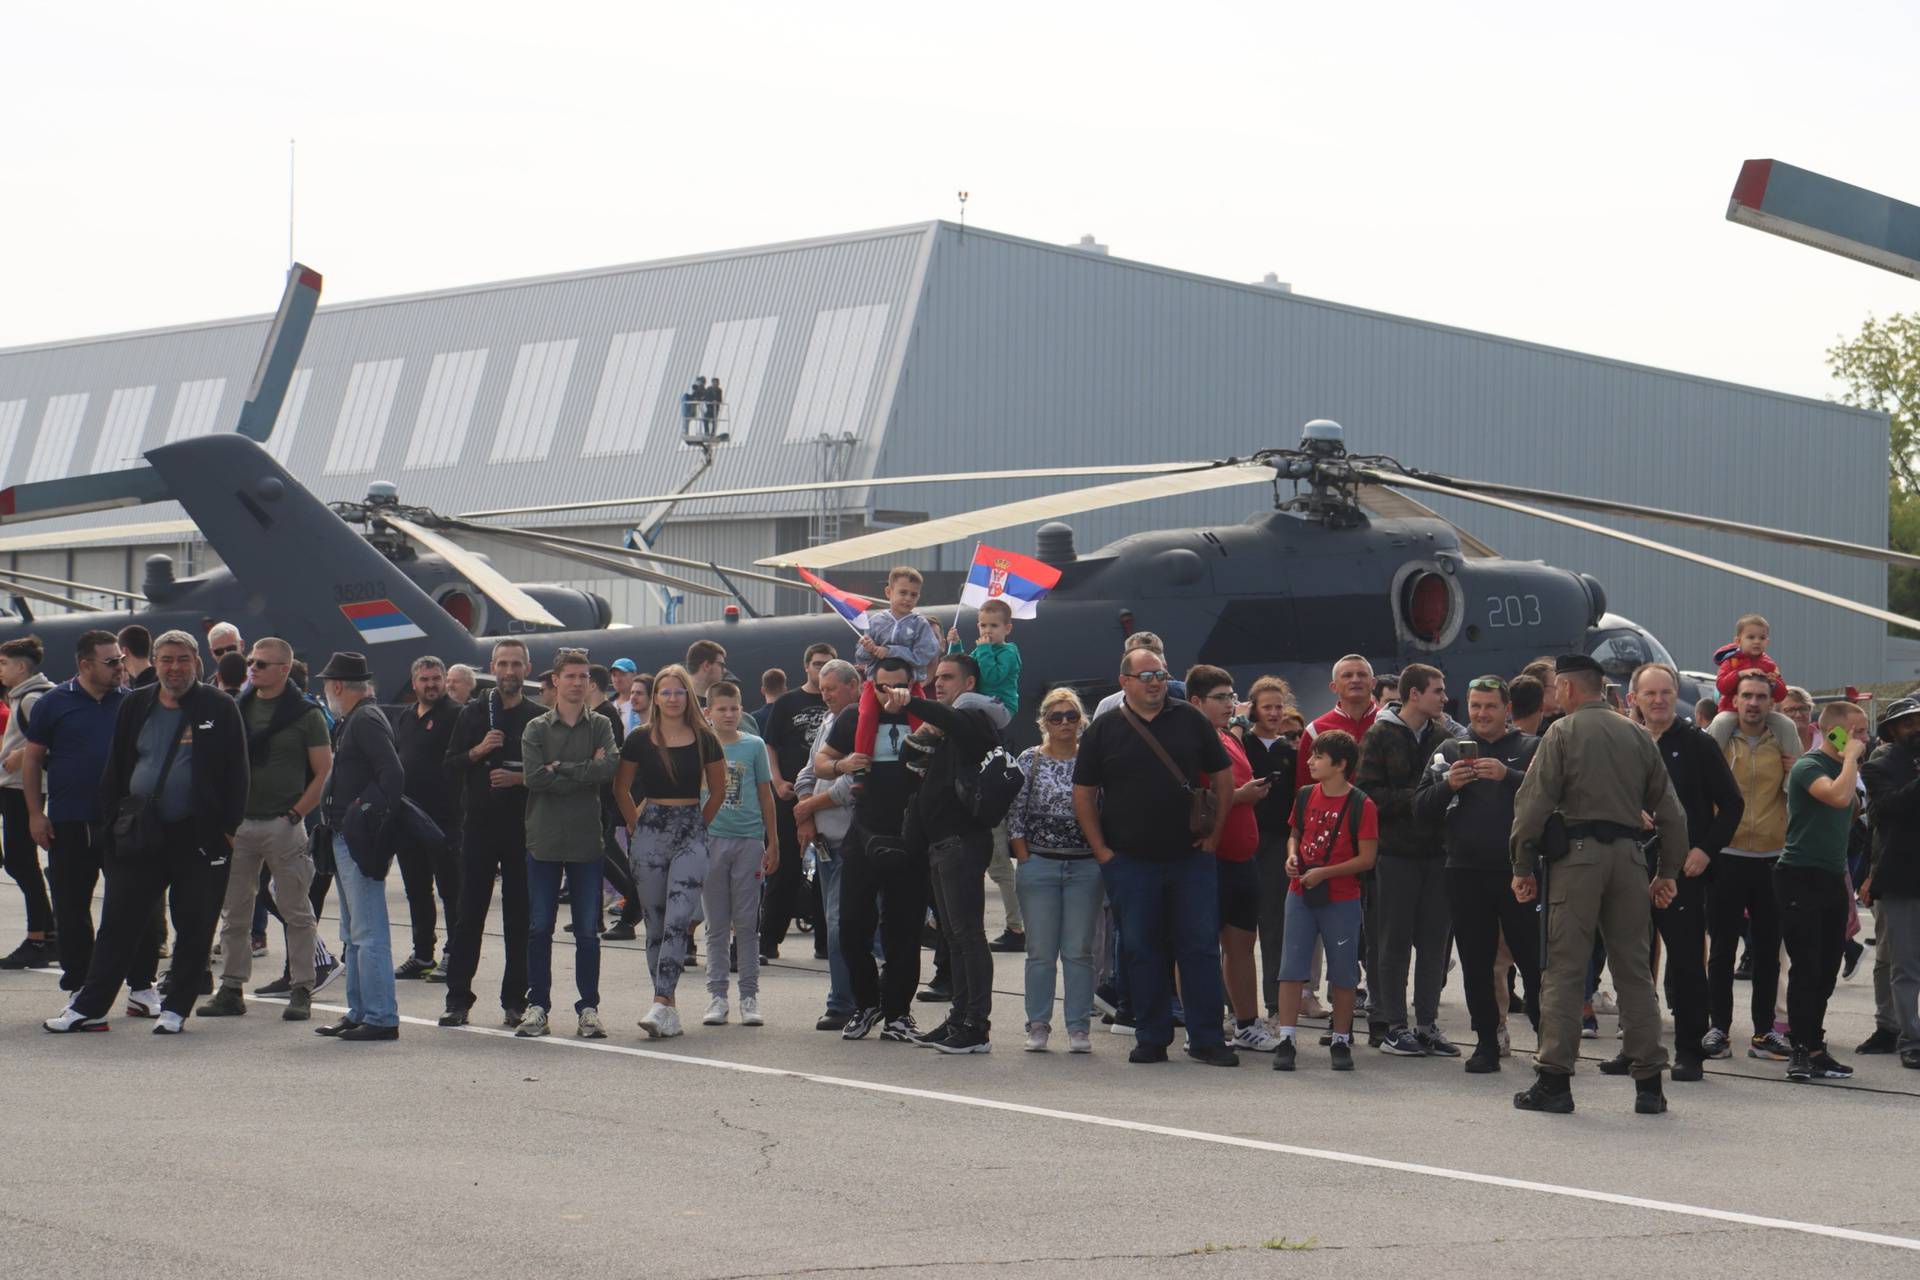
[1331, 1031, 1352, 1045]
[1277, 1025, 1296, 1042]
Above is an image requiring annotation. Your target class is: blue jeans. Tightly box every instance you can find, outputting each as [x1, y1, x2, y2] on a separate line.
[1102, 851, 1225, 1048]
[816, 838, 854, 1017]
[527, 858, 601, 1013]
[333, 835, 398, 1028]
[1016, 855, 1103, 1032]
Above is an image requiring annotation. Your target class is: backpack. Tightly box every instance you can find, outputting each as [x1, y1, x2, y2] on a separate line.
[958, 745, 1026, 827]
[1289, 784, 1368, 864]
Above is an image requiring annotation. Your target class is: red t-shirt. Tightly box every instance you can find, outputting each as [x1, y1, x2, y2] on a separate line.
[1208, 730, 1259, 862]
[1288, 783, 1377, 902]
[1293, 704, 1378, 794]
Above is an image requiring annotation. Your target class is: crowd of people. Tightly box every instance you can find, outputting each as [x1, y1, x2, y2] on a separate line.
[3, 595, 1915, 1111]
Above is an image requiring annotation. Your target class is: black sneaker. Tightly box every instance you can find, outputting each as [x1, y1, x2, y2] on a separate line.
[1901, 1049, 1920, 1069]
[312, 958, 343, 993]
[1634, 1077, 1667, 1115]
[1807, 1050, 1854, 1080]
[815, 1011, 851, 1032]
[909, 1016, 957, 1046]
[0, 937, 55, 969]
[253, 974, 293, 996]
[503, 1004, 527, 1028]
[1786, 1047, 1812, 1081]
[1415, 1026, 1460, 1057]
[1597, 1051, 1632, 1076]
[1465, 1040, 1501, 1074]
[1329, 1040, 1355, 1071]
[1732, 950, 1752, 981]
[1512, 1073, 1575, 1113]
[437, 1007, 470, 1027]
[1378, 1028, 1427, 1056]
[600, 922, 637, 942]
[394, 955, 436, 980]
[1128, 1042, 1169, 1064]
[879, 1014, 921, 1043]
[1271, 1036, 1297, 1072]
[931, 1022, 991, 1054]
[1184, 1043, 1240, 1067]
[841, 1007, 884, 1040]
[987, 929, 1026, 953]
[1842, 939, 1864, 980]
[1857, 1027, 1899, 1055]
[915, 982, 952, 1004]
[1670, 1057, 1704, 1083]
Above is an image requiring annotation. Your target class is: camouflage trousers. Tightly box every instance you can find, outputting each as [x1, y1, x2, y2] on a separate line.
[632, 804, 710, 999]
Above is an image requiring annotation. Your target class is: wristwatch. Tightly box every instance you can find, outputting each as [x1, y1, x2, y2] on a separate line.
[284, 809, 302, 826]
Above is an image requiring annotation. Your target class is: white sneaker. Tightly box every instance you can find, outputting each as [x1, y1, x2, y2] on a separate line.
[43, 1007, 108, 1033]
[702, 996, 729, 1026]
[1301, 993, 1330, 1019]
[576, 1007, 607, 1039]
[1067, 1028, 1093, 1054]
[740, 996, 763, 1026]
[1595, 990, 1618, 1015]
[125, 988, 162, 1018]
[1496, 1024, 1512, 1058]
[1234, 1022, 1284, 1052]
[516, 1005, 550, 1038]
[153, 1011, 185, 1035]
[656, 1005, 684, 1038]
[1024, 1022, 1050, 1052]
[639, 1003, 670, 1038]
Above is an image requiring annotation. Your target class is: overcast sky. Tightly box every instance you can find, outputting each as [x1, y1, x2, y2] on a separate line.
[6, 2, 1917, 404]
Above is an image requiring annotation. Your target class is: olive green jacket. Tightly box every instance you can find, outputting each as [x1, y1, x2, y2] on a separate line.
[522, 708, 618, 862]
[1510, 701, 1687, 878]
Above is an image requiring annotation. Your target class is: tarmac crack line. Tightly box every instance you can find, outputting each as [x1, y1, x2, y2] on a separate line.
[713, 1103, 780, 1178]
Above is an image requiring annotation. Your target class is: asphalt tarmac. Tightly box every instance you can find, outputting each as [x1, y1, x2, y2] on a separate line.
[2, 879, 1916, 1279]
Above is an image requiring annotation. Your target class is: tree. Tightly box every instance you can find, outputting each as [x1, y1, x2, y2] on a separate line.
[1828, 313, 1920, 633]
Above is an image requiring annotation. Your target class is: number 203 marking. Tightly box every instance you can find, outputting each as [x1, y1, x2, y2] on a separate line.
[1485, 594, 1542, 628]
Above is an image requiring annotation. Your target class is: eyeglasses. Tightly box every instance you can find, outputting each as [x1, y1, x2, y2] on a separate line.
[556, 647, 589, 659]
[1124, 669, 1171, 684]
[247, 658, 287, 670]
[1203, 690, 1238, 703]
[1045, 709, 1082, 724]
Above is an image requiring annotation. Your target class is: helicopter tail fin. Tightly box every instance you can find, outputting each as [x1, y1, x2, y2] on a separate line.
[144, 433, 475, 660]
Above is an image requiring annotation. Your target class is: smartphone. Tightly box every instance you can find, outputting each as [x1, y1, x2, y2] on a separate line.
[1826, 725, 1849, 752]
[1457, 741, 1480, 760]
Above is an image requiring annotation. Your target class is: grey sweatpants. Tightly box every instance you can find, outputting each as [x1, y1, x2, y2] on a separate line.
[986, 821, 1023, 933]
[632, 805, 708, 999]
[1374, 853, 1452, 1031]
[1873, 901, 1896, 1034]
[704, 835, 764, 998]
[1882, 896, 1920, 1053]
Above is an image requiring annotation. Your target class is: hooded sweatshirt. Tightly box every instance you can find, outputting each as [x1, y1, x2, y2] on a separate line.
[1355, 703, 1451, 860]
[0, 671, 55, 790]
[1413, 727, 1536, 871]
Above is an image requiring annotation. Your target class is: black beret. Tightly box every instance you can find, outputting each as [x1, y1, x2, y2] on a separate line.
[1553, 653, 1604, 677]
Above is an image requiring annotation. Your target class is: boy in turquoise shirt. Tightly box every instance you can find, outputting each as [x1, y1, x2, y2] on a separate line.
[701, 682, 779, 1028]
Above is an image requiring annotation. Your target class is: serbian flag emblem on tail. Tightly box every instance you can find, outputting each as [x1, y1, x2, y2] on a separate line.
[339, 598, 428, 644]
[796, 567, 873, 633]
[962, 543, 1061, 619]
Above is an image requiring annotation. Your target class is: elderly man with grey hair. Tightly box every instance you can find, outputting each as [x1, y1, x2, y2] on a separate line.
[792, 658, 864, 1030]
[45, 630, 249, 1035]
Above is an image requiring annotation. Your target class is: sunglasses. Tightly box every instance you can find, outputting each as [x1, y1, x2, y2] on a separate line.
[247, 658, 287, 670]
[1045, 709, 1082, 724]
[213, 646, 239, 657]
[1467, 677, 1507, 692]
[1125, 669, 1171, 684]
[91, 655, 125, 667]
[556, 646, 589, 659]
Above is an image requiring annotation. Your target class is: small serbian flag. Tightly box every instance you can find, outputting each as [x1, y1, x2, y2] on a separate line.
[796, 567, 872, 633]
[339, 598, 428, 644]
[961, 543, 1061, 619]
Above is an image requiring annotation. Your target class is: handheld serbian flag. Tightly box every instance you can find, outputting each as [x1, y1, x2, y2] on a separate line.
[961, 543, 1061, 619]
[796, 567, 873, 634]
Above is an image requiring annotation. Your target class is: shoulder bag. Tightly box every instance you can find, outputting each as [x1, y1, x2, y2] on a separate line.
[110, 704, 188, 858]
[1121, 707, 1218, 839]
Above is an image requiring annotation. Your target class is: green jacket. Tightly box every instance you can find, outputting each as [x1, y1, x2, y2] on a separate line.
[522, 708, 618, 862]
[948, 638, 1021, 715]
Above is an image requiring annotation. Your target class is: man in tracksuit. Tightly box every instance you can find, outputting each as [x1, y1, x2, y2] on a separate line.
[1414, 674, 1537, 1072]
[1860, 697, 1920, 1070]
[1356, 662, 1458, 1056]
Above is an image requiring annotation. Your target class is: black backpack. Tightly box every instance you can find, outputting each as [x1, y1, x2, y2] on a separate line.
[958, 745, 1026, 827]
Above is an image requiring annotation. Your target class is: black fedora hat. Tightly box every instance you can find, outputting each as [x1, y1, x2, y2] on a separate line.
[315, 651, 372, 682]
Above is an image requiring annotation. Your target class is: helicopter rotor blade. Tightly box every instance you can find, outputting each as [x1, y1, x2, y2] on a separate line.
[445, 524, 731, 598]
[0, 566, 145, 603]
[443, 520, 813, 596]
[0, 574, 108, 613]
[456, 462, 1215, 522]
[1387, 469, 1920, 570]
[1355, 485, 1498, 558]
[757, 463, 1275, 569]
[377, 515, 566, 628]
[1371, 469, 1920, 634]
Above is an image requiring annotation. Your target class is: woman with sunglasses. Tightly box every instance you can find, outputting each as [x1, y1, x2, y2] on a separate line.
[615, 664, 724, 1038]
[1009, 687, 1101, 1053]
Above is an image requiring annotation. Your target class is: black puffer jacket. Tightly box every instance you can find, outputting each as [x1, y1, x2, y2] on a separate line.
[1413, 728, 1537, 871]
[1356, 705, 1450, 859]
[1863, 741, 1920, 901]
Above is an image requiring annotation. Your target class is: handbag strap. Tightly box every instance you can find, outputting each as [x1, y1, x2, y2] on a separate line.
[1120, 706, 1193, 793]
[146, 696, 189, 797]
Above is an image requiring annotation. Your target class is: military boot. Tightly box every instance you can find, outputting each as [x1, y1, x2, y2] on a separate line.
[1512, 1070, 1574, 1114]
[1634, 1075, 1668, 1115]
[197, 986, 246, 1017]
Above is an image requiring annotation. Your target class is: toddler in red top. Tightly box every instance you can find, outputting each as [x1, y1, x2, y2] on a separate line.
[1714, 613, 1789, 712]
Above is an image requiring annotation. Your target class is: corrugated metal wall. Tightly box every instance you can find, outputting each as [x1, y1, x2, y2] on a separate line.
[872, 227, 1890, 688]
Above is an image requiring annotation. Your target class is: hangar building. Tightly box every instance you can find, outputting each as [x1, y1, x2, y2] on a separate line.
[0, 221, 1890, 686]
